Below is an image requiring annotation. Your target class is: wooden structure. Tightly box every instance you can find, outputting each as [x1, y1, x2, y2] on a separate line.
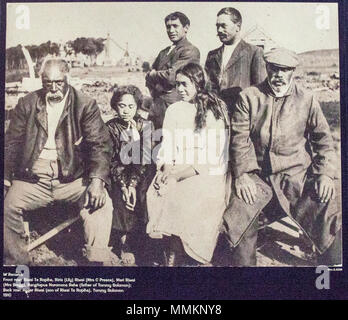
[243, 24, 279, 52]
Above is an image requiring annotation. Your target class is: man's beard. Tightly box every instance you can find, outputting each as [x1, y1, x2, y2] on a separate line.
[268, 77, 292, 97]
[270, 78, 288, 92]
[47, 92, 64, 102]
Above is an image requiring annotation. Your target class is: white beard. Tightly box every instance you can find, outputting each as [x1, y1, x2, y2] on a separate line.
[268, 79, 292, 97]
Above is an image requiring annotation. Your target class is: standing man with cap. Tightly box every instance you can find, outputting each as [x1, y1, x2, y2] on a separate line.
[146, 11, 200, 129]
[205, 7, 266, 115]
[222, 47, 341, 266]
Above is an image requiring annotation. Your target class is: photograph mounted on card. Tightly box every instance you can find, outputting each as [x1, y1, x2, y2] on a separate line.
[2, 1, 343, 277]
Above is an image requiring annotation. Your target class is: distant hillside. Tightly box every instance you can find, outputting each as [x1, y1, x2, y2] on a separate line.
[298, 48, 339, 68]
[299, 48, 339, 56]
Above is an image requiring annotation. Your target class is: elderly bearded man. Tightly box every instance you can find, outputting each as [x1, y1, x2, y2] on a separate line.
[4, 58, 117, 266]
[145, 11, 200, 129]
[223, 48, 341, 266]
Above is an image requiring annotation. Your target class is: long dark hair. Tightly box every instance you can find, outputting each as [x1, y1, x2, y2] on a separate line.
[175, 63, 229, 131]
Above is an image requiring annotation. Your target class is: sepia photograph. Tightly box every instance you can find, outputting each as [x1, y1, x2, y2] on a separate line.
[3, 0, 342, 273]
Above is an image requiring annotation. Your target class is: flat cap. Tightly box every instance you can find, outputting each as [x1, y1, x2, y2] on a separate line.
[263, 47, 299, 68]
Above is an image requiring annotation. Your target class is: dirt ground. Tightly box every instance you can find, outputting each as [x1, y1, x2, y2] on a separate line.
[5, 55, 341, 267]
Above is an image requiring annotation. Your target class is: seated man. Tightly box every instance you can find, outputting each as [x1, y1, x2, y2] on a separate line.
[223, 48, 341, 266]
[4, 58, 116, 266]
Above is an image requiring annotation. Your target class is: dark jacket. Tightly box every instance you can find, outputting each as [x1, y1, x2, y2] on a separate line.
[146, 37, 200, 98]
[230, 80, 337, 180]
[106, 116, 154, 188]
[106, 116, 156, 231]
[5, 86, 112, 185]
[146, 37, 200, 129]
[225, 80, 340, 253]
[205, 39, 266, 111]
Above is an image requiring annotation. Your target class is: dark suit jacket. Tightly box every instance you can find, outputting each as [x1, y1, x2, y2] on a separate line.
[205, 39, 266, 111]
[145, 37, 200, 128]
[146, 37, 200, 98]
[5, 86, 112, 185]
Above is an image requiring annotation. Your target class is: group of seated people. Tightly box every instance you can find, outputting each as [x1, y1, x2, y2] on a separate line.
[108, 62, 231, 266]
[4, 49, 341, 267]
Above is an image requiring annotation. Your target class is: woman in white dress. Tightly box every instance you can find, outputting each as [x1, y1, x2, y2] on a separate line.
[146, 63, 231, 266]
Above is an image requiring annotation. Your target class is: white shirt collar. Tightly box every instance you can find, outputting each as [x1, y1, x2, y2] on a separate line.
[221, 38, 241, 70]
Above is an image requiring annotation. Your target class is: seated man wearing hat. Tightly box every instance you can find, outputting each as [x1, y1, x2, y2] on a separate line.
[222, 47, 341, 266]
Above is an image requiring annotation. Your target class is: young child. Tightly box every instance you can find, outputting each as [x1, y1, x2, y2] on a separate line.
[106, 85, 154, 265]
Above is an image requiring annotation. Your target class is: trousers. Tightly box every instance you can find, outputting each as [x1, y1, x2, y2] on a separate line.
[4, 159, 113, 265]
[223, 174, 342, 266]
[227, 220, 342, 266]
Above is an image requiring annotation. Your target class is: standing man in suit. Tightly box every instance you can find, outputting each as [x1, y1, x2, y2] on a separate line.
[146, 11, 200, 129]
[205, 7, 266, 114]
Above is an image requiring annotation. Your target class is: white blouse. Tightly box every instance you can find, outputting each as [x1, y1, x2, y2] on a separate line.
[156, 101, 229, 176]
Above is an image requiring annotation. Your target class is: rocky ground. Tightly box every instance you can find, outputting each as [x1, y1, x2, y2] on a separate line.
[26, 213, 319, 267]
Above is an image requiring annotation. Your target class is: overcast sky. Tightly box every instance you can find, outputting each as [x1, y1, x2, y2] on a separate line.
[6, 2, 339, 62]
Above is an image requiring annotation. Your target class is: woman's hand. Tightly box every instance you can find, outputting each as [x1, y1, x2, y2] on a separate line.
[121, 186, 130, 204]
[121, 186, 136, 211]
[154, 172, 163, 190]
[156, 174, 178, 196]
[127, 186, 137, 211]
[160, 164, 174, 184]
[154, 164, 173, 190]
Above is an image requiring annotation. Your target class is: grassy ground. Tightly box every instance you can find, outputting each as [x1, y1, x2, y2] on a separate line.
[6, 69, 30, 82]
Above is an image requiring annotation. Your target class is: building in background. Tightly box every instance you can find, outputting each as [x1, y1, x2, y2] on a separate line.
[243, 25, 278, 52]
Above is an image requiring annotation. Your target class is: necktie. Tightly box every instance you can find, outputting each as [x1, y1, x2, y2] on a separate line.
[167, 45, 175, 56]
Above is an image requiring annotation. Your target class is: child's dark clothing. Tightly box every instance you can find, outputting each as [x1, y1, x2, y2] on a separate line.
[106, 116, 154, 232]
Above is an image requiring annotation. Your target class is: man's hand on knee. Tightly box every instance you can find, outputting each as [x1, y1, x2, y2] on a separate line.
[84, 178, 106, 210]
[315, 174, 336, 203]
[234, 173, 258, 205]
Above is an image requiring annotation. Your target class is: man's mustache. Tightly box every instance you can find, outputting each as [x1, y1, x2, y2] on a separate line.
[47, 92, 63, 101]
[271, 78, 286, 85]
